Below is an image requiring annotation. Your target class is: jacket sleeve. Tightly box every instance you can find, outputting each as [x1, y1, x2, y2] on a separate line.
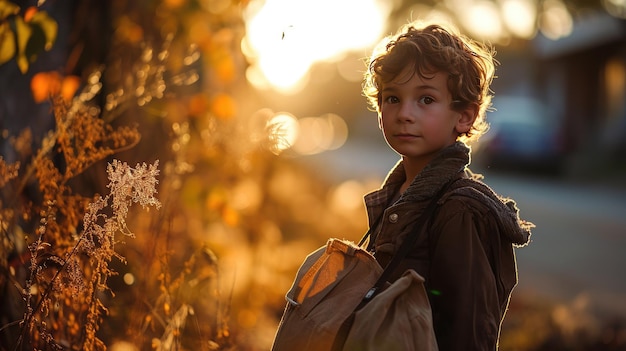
[427, 198, 503, 351]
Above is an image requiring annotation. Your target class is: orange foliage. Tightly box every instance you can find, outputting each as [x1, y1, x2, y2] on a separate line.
[23, 6, 37, 22]
[187, 93, 208, 117]
[210, 92, 236, 120]
[216, 55, 236, 83]
[30, 71, 59, 102]
[30, 71, 80, 103]
[163, 0, 187, 9]
[114, 16, 144, 45]
[61, 75, 80, 102]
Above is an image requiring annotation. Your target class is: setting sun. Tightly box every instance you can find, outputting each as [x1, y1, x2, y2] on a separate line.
[242, 0, 391, 93]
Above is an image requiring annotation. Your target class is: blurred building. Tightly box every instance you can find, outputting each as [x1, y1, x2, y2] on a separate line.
[526, 11, 625, 179]
[480, 10, 626, 179]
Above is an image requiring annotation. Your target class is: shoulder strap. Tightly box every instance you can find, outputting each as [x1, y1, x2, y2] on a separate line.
[331, 179, 454, 351]
[357, 215, 382, 248]
[358, 179, 453, 308]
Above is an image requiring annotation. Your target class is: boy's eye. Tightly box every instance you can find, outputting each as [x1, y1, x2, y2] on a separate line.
[419, 96, 434, 104]
[384, 96, 400, 104]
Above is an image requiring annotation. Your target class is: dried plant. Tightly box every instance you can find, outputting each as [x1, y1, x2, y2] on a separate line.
[0, 54, 163, 349]
[0, 74, 161, 349]
[4, 1, 349, 351]
[145, 245, 232, 351]
[16, 159, 160, 351]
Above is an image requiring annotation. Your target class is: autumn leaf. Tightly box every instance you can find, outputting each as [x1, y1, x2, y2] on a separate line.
[187, 93, 208, 117]
[30, 71, 60, 102]
[210, 93, 236, 120]
[60, 75, 80, 102]
[215, 55, 235, 83]
[0, 0, 20, 20]
[13, 15, 32, 73]
[28, 9, 57, 51]
[23, 6, 36, 22]
[30, 72, 80, 103]
[5, 6, 58, 73]
[0, 22, 15, 65]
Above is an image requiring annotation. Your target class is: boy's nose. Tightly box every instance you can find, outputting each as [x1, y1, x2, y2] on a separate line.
[398, 102, 416, 123]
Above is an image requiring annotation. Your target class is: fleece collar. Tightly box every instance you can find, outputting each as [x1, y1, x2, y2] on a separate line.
[364, 141, 532, 246]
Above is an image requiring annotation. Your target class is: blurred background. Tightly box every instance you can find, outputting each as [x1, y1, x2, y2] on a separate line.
[1, 0, 625, 350]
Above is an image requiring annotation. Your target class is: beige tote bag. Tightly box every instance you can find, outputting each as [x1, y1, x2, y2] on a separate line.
[271, 239, 438, 351]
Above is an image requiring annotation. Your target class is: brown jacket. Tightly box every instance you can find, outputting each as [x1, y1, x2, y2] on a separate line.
[364, 142, 532, 351]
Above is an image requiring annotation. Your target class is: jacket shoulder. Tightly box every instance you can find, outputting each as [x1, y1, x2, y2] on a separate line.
[438, 178, 498, 212]
[435, 177, 532, 246]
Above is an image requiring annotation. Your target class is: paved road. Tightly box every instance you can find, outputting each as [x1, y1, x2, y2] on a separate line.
[486, 173, 626, 317]
[304, 140, 626, 317]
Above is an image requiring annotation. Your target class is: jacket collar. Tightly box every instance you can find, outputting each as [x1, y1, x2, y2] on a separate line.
[365, 141, 470, 206]
[363, 142, 469, 226]
[364, 141, 532, 246]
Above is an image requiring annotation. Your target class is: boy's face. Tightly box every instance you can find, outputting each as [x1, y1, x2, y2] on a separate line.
[379, 67, 474, 163]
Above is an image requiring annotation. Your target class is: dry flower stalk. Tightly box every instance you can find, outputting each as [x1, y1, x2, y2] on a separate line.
[17, 159, 160, 351]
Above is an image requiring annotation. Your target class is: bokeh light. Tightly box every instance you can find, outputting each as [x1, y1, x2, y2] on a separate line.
[265, 111, 349, 155]
[123, 273, 135, 285]
[459, 0, 505, 40]
[501, 0, 538, 39]
[329, 180, 367, 212]
[267, 112, 299, 154]
[539, 0, 573, 40]
[603, 0, 626, 18]
[292, 113, 348, 155]
[242, 0, 391, 93]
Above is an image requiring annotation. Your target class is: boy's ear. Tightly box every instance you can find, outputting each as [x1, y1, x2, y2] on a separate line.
[455, 104, 478, 134]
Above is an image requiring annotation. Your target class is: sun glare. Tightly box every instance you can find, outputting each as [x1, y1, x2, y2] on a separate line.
[461, 0, 504, 40]
[540, 0, 573, 40]
[243, 0, 390, 93]
[501, 0, 537, 39]
[267, 112, 299, 154]
[603, 0, 626, 18]
[262, 110, 349, 155]
[292, 113, 348, 155]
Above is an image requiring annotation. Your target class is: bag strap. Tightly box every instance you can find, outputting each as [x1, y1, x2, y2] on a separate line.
[358, 179, 453, 308]
[331, 178, 455, 351]
[356, 214, 382, 248]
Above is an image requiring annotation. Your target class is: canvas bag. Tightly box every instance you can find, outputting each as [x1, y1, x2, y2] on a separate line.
[342, 269, 438, 351]
[270, 238, 384, 351]
[271, 182, 450, 351]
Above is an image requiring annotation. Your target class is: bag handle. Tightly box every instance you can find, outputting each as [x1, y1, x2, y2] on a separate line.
[331, 178, 455, 351]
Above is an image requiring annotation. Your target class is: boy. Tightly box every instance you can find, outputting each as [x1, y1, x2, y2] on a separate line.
[361, 22, 533, 350]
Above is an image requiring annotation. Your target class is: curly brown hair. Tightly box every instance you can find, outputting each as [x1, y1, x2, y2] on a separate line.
[363, 22, 496, 143]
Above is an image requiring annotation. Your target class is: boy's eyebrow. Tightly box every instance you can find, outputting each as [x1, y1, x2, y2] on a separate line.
[382, 84, 441, 92]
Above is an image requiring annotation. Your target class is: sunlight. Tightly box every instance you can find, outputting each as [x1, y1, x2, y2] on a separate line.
[123, 273, 135, 285]
[461, 0, 504, 41]
[267, 112, 299, 154]
[292, 113, 348, 155]
[242, 0, 391, 93]
[330, 180, 367, 212]
[539, 0, 573, 40]
[408, 4, 456, 28]
[603, 0, 626, 18]
[500, 0, 537, 39]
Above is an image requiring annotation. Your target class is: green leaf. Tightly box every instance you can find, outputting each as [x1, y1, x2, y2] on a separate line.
[29, 11, 57, 51]
[0, 0, 20, 21]
[0, 22, 15, 65]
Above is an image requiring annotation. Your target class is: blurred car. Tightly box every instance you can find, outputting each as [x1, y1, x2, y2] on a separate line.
[473, 96, 565, 174]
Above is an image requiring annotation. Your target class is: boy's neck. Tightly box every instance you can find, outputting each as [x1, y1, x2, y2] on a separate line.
[400, 157, 431, 193]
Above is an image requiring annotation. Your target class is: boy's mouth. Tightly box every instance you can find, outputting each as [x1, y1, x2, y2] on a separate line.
[395, 133, 420, 138]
